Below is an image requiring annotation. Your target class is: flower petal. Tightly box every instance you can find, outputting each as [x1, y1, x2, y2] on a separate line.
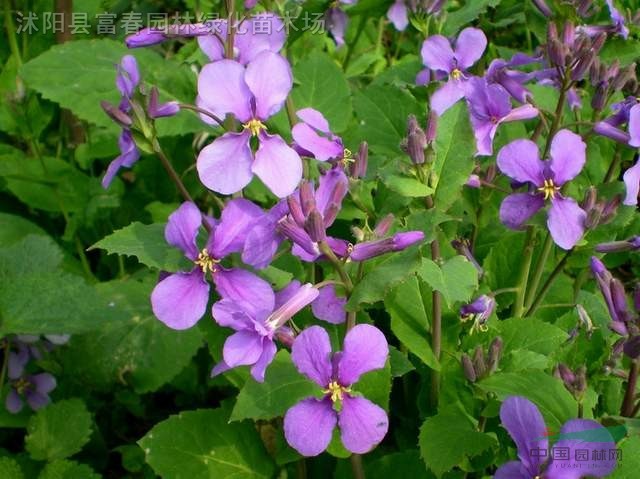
[197, 131, 253, 195]
[32, 373, 56, 394]
[312, 284, 347, 324]
[339, 396, 389, 454]
[497, 139, 544, 185]
[236, 14, 286, 65]
[338, 324, 388, 386]
[211, 298, 256, 330]
[454, 27, 487, 70]
[212, 198, 263, 258]
[494, 461, 530, 479]
[500, 104, 539, 123]
[296, 108, 331, 133]
[387, 1, 409, 31]
[242, 222, 282, 269]
[291, 325, 333, 387]
[549, 129, 586, 185]
[500, 193, 545, 230]
[430, 80, 466, 116]
[151, 271, 209, 330]
[197, 20, 227, 61]
[470, 118, 497, 156]
[165, 201, 202, 260]
[420, 35, 455, 72]
[623, 157, 640, 206]
[292, 123, 343, 161]
[198, 60, 252, 122]
[547, 196, 586, 250]
[245, 52, 292, 120]
[5, 390, 23, 414]
[213, 268, 275, 315]
[315, 166, 349, 220]
[223, 330, 265, 367]
[26, 391, 50, 411]
[284, 398, 336, 456]
[250, 339, 277, 382]
[253, 132, 302, 198]
[629, 103, 640, 147]
[499, 396, 548, 477]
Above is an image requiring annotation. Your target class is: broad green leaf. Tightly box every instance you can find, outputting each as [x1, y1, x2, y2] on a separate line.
[442, 0, 503, 36]
[291, 52, 352, 133]
[0, 457, 23, 479]
[25, 399, 92, 461]
[230, 350, 319, 422]
[139, 408, 275, 479]
[431, 102, 476, 212]
[389, 346, 416, 377]
[491, 317, 568, 354]
[386, 277, 440, 370]
[601, 38, 640, 66]
[418, 256, 478, 307]
[477, 371, 578, 429]
[0, 213, 47, 247]
[90, 222, 185, 271]
[38, 459, 100, 479]
[20, 39, 201, 137]
[383, 175, 434, 197]
[356, 360, 392, 411]
[365, 450, 429, 479]
[609, 435, 640, 478]
[353, 84, 422, 157]
[406, 209, 455, 244]
[347, 247, 423, 310]
[419, 413, 497, 477]
[60, 278, 202, 393]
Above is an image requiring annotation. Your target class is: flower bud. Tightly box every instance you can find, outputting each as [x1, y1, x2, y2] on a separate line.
[461, 354, 477, 382]
[349, 231, 424, 261]
[100, 100, 132, 127]
[466, 174, 482, 188]
[373, 214, 395, 238]
[548, 39, 566, 67]
[451, 238, 484, 276]
[277, 218, 319, 256]
[591, 83, 608, 111]
[613, 338, 626, 357]
[126, 28, 167, 48]
[601, 195, 621, 223]
[612, 63, 637, 91]
[406, 115, 427, 165]
[576, 0, 594, 17]
[275, 327, 296, 347]
[595, 236, 640, 253]
[610, 279, 629, 320]
[634, 284, 640, 312]
[350, 141, 368, 178]
[488, 336, 503, 372]
[473, 346, 487, 378]
[562, 21, 575, 45]
[593, 121, 630, 144]
[322, 203, 340, 228]
[148, 86, 180, 118]
[557, 363, 576, 387]
[623, 336, 640, 359]
[299, 181, 316, 216]
[287, 196, 306, 227]
[305, 209, 326, 242]
[425, 111, 438, 144]
[575, 366, 587, 394]
[581, 186, 598, 212]
[533, 0, 552, 17]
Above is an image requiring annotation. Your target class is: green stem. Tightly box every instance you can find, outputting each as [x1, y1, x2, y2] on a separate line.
[621, 360, 639, 417]
[224, 0, 235, 59]
[296, 458, 307, 479]
[512, 227, 535, 318]
[153, 142, 194, 204]
[3, 0, 22, 67]
[603, 144, 622, 183]
[524, 233, 553, 312]
[350, 453, 366, 479]
[525, 250, 573, 317]
[318, 241, 353, 293]
[0, 340, 9, 402]
[343, 15, 367, 69]
[543, 77, 571, 158]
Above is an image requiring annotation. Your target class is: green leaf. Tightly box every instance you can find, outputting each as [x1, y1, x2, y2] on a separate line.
[291, 52, 352, 133]
[442, 0, 503, 36]
[139, 408, 275, 479]
[20, 39, 202, 137]
[385, 277, 440, 370]
[431, 102, 476, 212]
[477, 371, 578, 430]
[230, 350, 319, 422]
[356, 360, 392, 411]
[609, 435, 640, 478]
[492, 317, 568, 354]
[601, 38, 640, 67]
[60, 278, 202, 393]
[25, 399, 92, 461]
[0, 213, 47, 247]
[418, 256, 478, 307]
[419, 413, 497, 477]
[383, 175, 434, 197]
[38, 460, 100, 479]
[0, 457, 23, 479]
[90, 222, 185, 271]
[347, 247, 423, 310]
[389, 346, 415, 377]
[365, 451, 428, 479]
[353, 84, 422, 157]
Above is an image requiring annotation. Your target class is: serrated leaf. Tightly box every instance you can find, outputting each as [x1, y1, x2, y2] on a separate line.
[38, 459, 100, 479]
[90, 222, 185, 271]
[25, 399, 92, 461]
[383, 175, 434, 197]
[491, 317, 568, 354]
[230, 350, 319, 422]
[419, 413, 497, 477]
[610, 435, 640, 478]
[442, 0, 503, 36]
[0, 457, 23, 479]
[139, 408, 275, 479]
[418, 256, 478, 307]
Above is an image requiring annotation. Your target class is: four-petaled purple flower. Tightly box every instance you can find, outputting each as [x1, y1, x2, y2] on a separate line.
[418, 27, 487, 115]
[497, 129, 587, 250]
[196, 51, 302, 197]
[284, 324, 389, 456]
[211, 280, 319, 382]
[496, 396, 616, 478]
[150, 200, 273, 330]
[6, 355, 56, 414]
[460, 294, 496, 334]
[292, 108, 346, 162]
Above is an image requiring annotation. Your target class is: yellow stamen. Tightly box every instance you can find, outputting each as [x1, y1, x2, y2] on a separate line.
[243, 119, 267, 137]
[323, 381, 351, 403]
[451, 68, 463, 80]
[537, 179, 559, 200]
[194, 248, 218, 274]
[15, 378, 30, 395]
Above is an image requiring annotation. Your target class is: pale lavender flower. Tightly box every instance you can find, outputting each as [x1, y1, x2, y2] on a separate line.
[126, 23, 213, 48]
[292, 108, 346, 161]
[311, 284, 347, 324]
[211, 280, 319, 382]
[241, 200, 289, 269]
[387, 0, 409, 31]
[418, 27, 487, 115]
[350, 231, 425, 261]
[196, 52, 302, 197]
[497, 130, 587, 250]
[6, 373, 56, 414]
[284, 324, 389, 456]
[148, 86, 179, 118]
[496, 396, 616, 478]
[325, 2, 353, 46]
[486, 54, 540, 104]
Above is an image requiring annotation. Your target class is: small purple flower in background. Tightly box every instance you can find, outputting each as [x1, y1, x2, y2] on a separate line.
[6, 373, 57, 414]
[460, 294, 495, 333]
[418, 27, 487, 115]
[595, 236, 640, 253]
[150, 200, 272, 330]
[284, 324, 389, 456]
[497, 129, 587, 250]
[211, 280, 319, 382]
[325, 0, 356, 46]
[312, 284, 347, 324]
[486, 53, 540, 104]
[495, 396, 616, 478]
[147, 86, 180, 119]
[291, 108, 346, 161]
[387, 0, 409, 31]
[350, 231, 425, 260]
[465, 77, 538, 156]
[590, 257, 631, 335]
[196, 51, 302, 197]
[581, 0, 629, 39]
[125, 23, 213, 48]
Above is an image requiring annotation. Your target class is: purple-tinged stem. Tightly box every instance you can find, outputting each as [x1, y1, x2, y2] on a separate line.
[621, 360, 639, 417]
[512, 227, 535, 318]
[178, 104, 225, 128]
[524, 233, 553, 312]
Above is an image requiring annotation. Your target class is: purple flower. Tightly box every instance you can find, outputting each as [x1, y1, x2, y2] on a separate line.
[496, 396, 616, 478]
[418, 27, 487, 115]
[6, 373, 56, 414]
[387, 0, 409, 31]
[325, 5, 350, 46]
[101, 56, 141, 188]
[590, 257, 630, 334]
[460, 294, 495, 333]
[465, 78, 538, 156]
[605, 0, 629, 38]
[198, 13, 286, 65]
[241, 200, 289, 269]
[595, 236, 640, 253]
[291, 108, 346, 161]
[350, 231, 425, 261]
[311, 284, 347, 324]
[150, 200, 272, 330]
[594, 98, 640, 149]
[196, 52, 302, 198]
[211, 280, 319, 382]
[284, 324, 389, 456]
[148, 86, 180, 119]
[486, 54, 540, 103]
[497, 130, 587, 250]
[126, 23, 213, 48]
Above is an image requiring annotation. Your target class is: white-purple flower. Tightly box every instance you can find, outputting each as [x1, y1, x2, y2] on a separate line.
[496, 396, 616, 478]
[292, 108, 345, 162]
[284, 324, 389, 456]
[418, 27, 487, 115]
[211, 280, 319, 382]
[196, 51, 302, 198]
[497, 130, 587, 250]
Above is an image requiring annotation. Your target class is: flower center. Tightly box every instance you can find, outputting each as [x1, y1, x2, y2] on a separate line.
[14, 378, 31, 395]
[451, 68, 463, 80]
[461, 314, 490, 334]
[323, 381, 351, 403]
[194, 248, 219, 274]
[537, 179, 559, 200]
[243, 119, 266, 137]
